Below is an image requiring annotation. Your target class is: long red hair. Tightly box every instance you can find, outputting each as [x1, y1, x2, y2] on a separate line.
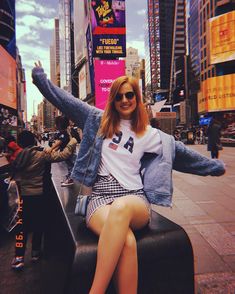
[99, 76, 149, 138]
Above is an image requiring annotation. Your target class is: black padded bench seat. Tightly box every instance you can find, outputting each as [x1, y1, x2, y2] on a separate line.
[43, 163, 194, 294]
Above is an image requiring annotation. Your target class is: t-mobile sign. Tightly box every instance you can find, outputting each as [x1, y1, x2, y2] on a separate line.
[94, 59, 125, 110]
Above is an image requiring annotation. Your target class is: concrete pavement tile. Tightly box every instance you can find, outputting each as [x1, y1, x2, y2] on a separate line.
[174, 199, 207, 217]
[194, 223, 235, 256]
[152, 204, 190, 226]
[187, 215, 216, 225]
[222, 223, 235, 236]
[222, 255, 235, 272]
[197, 202, 235, 222]
[180, 174, 207, 186]
[195, 272, 235, 294]
[186, 230, 231, 274]
[211, 194, 235, 212]
[173, 186, 189, 199]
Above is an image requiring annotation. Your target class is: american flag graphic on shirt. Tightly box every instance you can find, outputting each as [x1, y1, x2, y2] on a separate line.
[109, 142, 118, 150]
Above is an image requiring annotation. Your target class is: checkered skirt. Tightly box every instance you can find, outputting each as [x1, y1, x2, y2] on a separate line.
[86, 174, 150, 225]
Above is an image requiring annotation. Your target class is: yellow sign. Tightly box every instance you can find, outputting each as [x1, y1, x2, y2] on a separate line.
[198, 74, 235, 113]
[209, 11, 235, 64]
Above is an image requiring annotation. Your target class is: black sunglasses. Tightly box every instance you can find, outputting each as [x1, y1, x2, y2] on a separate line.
[115, 91, 135, 102]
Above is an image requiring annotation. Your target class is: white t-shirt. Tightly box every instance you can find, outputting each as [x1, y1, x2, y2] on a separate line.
[98, 119, 162, 190]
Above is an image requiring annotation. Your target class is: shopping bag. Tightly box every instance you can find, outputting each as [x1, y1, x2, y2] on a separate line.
[2, 178, 21, 232]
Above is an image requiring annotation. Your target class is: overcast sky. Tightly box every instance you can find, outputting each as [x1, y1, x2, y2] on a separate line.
[16, 0, 147, 119]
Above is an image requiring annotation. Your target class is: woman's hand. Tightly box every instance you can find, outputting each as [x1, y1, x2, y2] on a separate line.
[34, 60, 42, 68]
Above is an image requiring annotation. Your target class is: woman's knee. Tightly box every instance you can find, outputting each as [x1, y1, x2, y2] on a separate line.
[110, 199, 131, 222]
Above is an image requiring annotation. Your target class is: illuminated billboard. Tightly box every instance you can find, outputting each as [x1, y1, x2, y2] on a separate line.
[94, 60, 125, 109]
[91, 0, 126, 58]
[197, 74, 235, 113]
[209, 11, 235, 64]
[0, 45, 17, 109]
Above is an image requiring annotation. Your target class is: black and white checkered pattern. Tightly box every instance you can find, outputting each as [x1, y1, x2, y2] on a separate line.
[86, 174, 150, 225]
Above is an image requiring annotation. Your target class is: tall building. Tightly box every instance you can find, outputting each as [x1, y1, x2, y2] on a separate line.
[125, 47, 140, 78]
[50, 18, 60, 86]
[145, 0, 186, 101]
[188, 0, 201, 124]
[59, 0, 72, 92]
[48, 18, 60, 128]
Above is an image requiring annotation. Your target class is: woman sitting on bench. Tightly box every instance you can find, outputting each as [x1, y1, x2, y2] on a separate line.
[32, 61, 225, 294]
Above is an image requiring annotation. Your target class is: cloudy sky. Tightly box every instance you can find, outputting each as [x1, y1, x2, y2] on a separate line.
[16, 0, 147, 119]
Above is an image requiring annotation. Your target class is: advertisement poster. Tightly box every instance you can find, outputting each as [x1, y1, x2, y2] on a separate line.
[79, 65, 87, 100]
[94, 60, 125, 109]
[198, 74, 235, 113]
[74, 0, 87, 66]
[209, 11, 235, 64]
[86, 25, 95, 94]
[0, 46, 17, 109]
[91, 0, 126, 58]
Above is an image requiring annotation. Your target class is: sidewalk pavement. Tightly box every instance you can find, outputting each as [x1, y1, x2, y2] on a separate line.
[152, 144, 235, 293]
[0, 144, 234, 293]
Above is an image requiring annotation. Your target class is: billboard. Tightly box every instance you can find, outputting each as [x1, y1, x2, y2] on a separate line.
[0, 46, 17, 109]
[74, 0, 88, 66]
[94, 60, 125, 109]
[86, 25, 95, 94]
[79, 65, 87, 100]
[209, 11, 235, 64]
[91, 0, 126, 58]
[198, 74, 235, 113]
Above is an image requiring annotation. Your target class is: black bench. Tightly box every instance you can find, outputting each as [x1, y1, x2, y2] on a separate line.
[42, 163, 194, 294]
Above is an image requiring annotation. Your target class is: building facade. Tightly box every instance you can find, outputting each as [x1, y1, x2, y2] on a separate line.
[145, 0, 186, 102]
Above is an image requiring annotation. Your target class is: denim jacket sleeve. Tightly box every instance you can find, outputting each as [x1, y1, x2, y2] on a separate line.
[32, 67, 93, 129]
[173, 141, 225, 176]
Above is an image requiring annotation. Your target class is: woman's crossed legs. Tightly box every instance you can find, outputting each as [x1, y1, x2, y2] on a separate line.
[87, 195, 150, 294]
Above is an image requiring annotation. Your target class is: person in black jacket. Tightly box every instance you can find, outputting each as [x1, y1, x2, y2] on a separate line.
[207, 118, 222, 159]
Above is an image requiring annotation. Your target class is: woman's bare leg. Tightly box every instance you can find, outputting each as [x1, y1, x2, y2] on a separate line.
[88, 196, 150, 294]
[113, 229, 138, 294]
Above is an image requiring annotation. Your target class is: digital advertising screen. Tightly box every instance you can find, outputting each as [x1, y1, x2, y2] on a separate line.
[0, 45, 17, 109]
[91, 0, 126, 58]
[94, 59, 125, 109]
[209, 11, 235, 64]
[198, 74, 235, 113]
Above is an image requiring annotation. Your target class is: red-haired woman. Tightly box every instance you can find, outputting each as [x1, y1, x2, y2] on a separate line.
[32, 62, 225, 294]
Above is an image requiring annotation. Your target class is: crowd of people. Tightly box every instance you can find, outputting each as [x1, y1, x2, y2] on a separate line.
[0, 61, 226, 293]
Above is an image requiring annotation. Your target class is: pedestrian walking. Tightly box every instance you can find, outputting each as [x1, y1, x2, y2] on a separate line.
[32, 61, 225, 294]
[11, 130, 77, 270]
[207, 118, 222, 159]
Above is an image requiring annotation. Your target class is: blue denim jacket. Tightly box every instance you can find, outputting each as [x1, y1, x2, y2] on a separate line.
[32, 67, 225, 207]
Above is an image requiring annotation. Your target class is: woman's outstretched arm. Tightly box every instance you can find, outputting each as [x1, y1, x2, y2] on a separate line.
[173, 141, 225, 176]
[32, 61, 96, 129]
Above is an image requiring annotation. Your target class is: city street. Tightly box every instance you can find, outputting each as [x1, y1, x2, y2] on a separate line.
[0, 144, 234, 293]
[153, 144, 235, 293]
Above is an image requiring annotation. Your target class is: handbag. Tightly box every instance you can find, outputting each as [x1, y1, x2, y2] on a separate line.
[74, 194, 89, 216]
[216, 143, 223, 150]
[74, 139, 96, 217]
